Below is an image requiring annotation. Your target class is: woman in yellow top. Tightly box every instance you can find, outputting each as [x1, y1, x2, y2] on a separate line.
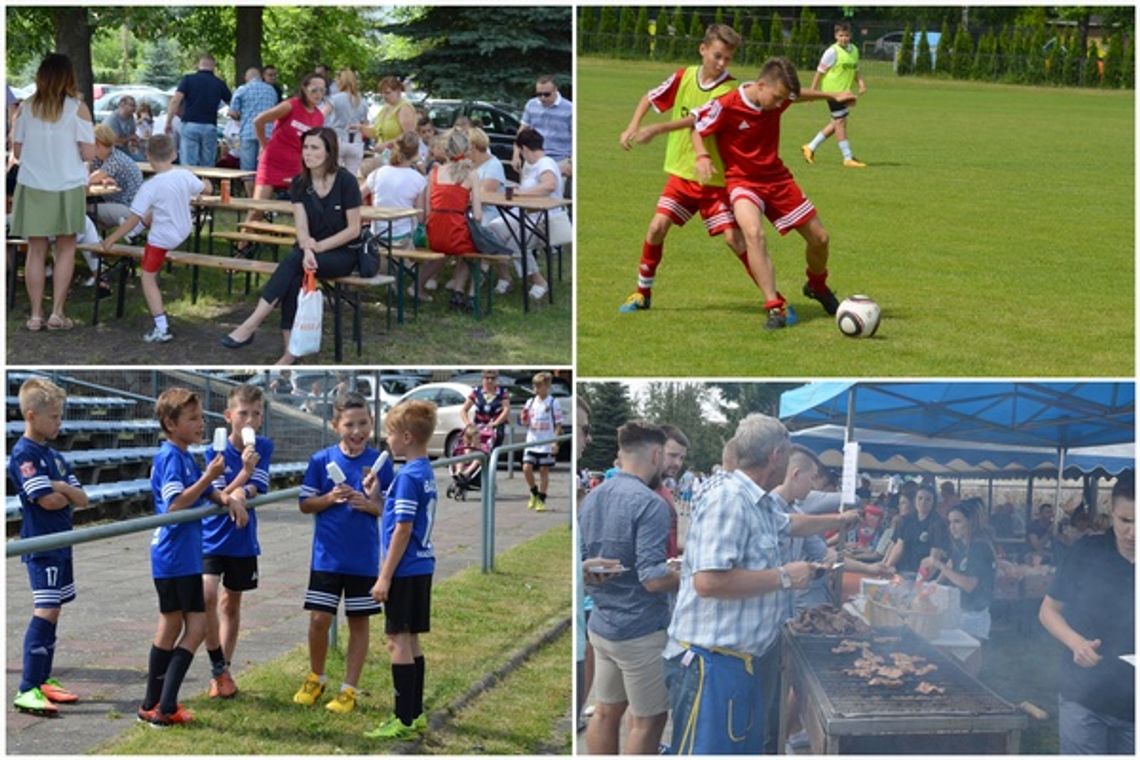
[365, 76, 417, 151]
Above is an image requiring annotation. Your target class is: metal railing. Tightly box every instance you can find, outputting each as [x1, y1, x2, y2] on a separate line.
[481, 434, 572, 572]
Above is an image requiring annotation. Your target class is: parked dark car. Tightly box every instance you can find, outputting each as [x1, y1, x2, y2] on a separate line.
[423, 99, 521, 166]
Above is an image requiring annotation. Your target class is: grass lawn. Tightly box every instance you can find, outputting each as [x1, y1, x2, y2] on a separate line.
[7, 214, 571, 366]
[95, 525, 571, 755]
[577, 57, 1134, 377]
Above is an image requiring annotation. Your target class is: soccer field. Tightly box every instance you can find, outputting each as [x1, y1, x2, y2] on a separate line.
[576, 57, 1134, 377]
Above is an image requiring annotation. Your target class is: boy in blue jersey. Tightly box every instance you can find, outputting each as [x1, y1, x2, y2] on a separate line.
[201, 384, 274, 699]
[8, 378, 90, 715]
[140, 387, 248, 727]
[365, 399, 438, 740]
[295, 391, 395, 715]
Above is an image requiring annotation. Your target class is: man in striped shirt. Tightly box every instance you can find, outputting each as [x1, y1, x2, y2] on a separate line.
[663, 414, 857, 754]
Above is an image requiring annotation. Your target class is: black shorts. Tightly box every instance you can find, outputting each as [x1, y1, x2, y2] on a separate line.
[202, 554, 260, 592]
[154, 574, 206, 614]
[826, 98, 850, 119]
[523, 450, 555, 468]
[385, 574, 433, 635]
[304, 570, 381, 617]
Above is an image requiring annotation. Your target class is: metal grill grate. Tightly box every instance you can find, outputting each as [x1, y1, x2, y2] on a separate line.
[789, 627, 1015, 718]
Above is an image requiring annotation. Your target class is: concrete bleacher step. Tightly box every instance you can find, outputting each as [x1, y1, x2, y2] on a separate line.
[6, 395, 138, 421]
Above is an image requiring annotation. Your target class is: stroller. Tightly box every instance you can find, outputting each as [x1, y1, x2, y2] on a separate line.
[446, 424, 495, 501]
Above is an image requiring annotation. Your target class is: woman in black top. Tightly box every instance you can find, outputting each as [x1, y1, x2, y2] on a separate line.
[927, 498, 996, 646]
[222, 127, 362, 364]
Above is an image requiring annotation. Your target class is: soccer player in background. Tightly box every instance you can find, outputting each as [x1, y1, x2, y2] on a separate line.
[616, 24, 754, 313]
[802, 21, 869, 168]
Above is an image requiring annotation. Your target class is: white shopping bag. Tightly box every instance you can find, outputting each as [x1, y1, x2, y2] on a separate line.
[287, 271, 322, 357]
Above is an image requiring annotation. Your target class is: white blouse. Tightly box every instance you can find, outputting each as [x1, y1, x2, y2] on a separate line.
[14, 96, 94, 192]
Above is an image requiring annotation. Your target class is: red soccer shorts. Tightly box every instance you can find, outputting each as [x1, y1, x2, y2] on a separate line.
[655, 175, 737, 236]
[728, 178, 817, 236]
[141, 243, 169, 273]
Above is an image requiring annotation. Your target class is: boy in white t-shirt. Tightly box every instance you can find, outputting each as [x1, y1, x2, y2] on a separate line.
[102, 134, 211, 343]
[520, 372, 563, 512]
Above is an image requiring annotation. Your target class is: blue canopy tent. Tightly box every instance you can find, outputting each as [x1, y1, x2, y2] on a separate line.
[791, 424, 1135, 478]
[780, 382, 1134, 522]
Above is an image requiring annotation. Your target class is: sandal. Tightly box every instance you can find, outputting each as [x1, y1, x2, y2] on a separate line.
[46, 315, 75, 331]
[26, 316, 44, 332]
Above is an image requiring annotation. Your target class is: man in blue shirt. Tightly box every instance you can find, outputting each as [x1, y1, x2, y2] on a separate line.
[166, 54, 231, 167]
[514, 75, 572, 173]
[228, 67, 278, 193]
[579, 420, 678, 754]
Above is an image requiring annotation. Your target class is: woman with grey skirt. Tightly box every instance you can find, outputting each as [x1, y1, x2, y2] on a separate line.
[10, 53, 95, 331]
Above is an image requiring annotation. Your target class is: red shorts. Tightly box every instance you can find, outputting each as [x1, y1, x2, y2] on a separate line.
[655, 175, 736, 236]
[141, 243, 169, 273]
[727, 177, 816, 235]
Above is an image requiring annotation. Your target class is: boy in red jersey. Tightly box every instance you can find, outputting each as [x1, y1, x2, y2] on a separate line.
[637, 57, 855, 330]
[616, 24, 757, 313]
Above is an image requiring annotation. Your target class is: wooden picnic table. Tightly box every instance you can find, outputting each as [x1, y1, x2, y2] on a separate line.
[85, 183, 121, 198]
[136, 163, 256, 182]
[481, 192, 573, 312]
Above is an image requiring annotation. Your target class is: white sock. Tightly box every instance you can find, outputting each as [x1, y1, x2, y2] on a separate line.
[154, 313, 169, 333]
[340, 682, 354, 693]
[808, 132, 827, 151]
[839, 140, 854, 160]
[316, 673, 327, 684]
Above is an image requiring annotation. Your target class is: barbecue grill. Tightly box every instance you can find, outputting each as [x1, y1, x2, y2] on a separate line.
[778, 626, 1026, 754]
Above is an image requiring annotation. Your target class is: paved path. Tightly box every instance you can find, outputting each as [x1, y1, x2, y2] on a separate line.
[6, 467, 571, 754]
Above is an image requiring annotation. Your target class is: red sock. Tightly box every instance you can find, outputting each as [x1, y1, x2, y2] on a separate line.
[763, 293, 787, 310]
[637, 242, 664, 298]
[806, 267, 829, 293]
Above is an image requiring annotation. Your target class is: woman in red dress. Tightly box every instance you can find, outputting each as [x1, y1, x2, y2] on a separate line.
[241, 72, 327, 228]
[423, 130, 484, 308]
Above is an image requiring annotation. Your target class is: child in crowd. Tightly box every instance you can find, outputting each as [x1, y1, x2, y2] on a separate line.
[447, 424, 489, 498]
[520, 372, 563, 512]
[295, 392, 394, 714]
[8, 378, 89, 715]
[141, 387, 247, 727]
[803, 21, 869, 168]
[201, 384, 275, 699]
[364, 399, 438, 739]
[360, 131, 425, 251]
[101, 134, 212, 344]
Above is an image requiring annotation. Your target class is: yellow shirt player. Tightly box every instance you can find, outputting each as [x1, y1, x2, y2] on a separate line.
[617, 24, 767, 313]
[803, 21, 869, 167]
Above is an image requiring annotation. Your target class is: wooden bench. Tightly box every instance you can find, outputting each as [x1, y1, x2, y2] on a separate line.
[238, 220, 297, 237]
[71, 242, 395, 361]
[209, 230, 296, 294]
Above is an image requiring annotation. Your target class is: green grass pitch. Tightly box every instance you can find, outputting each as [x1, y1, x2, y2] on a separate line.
[576, 57, 1134, 377]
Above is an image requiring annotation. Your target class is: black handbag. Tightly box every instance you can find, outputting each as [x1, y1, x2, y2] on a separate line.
[355, 228, 382, 277]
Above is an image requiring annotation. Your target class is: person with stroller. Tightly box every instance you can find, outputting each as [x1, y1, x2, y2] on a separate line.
[446, 425, 494, 500]
[459, 371, 511, 449]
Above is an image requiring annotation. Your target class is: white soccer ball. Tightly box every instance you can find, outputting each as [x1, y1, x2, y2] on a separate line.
[836, 295, 881, 338]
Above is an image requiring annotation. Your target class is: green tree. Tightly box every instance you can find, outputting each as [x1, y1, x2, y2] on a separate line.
[578, 7, 595, 53]
[597, 5, 619, 57]
[687, 9, 704, 44]
[914, 27, 933, 75]
[730, 7, 745, 41]
[1024, 21, 1047, 85]
[580, 383, 633, 472]
[641, 383, 730, 473]
[1123, 35, 1134, 90]
[617, 6, 636, 58]
[934, 19, 952, 76]
[950, 25, 973, 79]
[711, 382, 799, 433]
[769, 12, 786, 59]
[1102, 32, 1125, 88]
[746, 15, 768, 66]
[1061, 31, 1081, 87]
[1080, 39, 1099, 87]
[632, 7, 650, 58]
[896, 23, 914, 76]
[971, 29, 996, 81]
[382, 7, 571, 103]
[666, 6, 687, 62]
[139, 38, 184, 89]
[714, 7, 725, 28]
[797, 7, 821, 68]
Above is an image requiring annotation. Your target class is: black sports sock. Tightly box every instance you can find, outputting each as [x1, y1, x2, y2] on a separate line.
[158, 647, 194, 715]
[207, 646, 226, 678]
[143, 645, 174, 710]
[413, 655, 425, 717]
[538, 491, 547, 502]
[392, 663, 416, 725]
[530, 485, 539, 496]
